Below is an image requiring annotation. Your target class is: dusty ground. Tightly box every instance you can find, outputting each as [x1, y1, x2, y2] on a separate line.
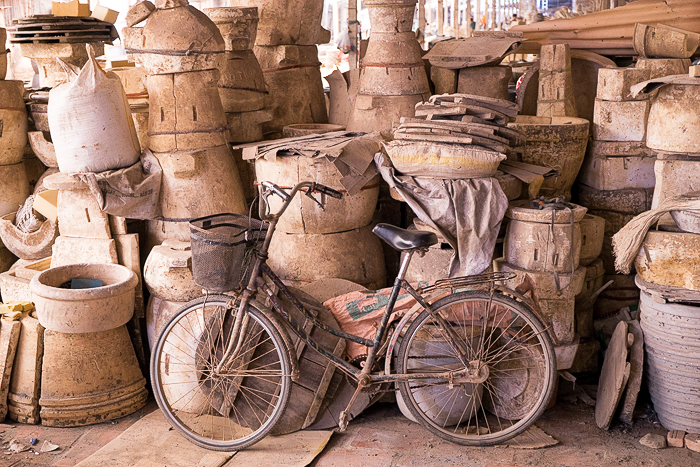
[0, 380, 695, 467]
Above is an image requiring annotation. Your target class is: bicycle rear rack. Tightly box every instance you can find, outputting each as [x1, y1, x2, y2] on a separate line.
[419, 271, 516, 294]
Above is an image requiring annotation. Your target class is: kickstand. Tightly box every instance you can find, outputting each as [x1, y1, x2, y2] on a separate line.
[338, 381, 366, 432]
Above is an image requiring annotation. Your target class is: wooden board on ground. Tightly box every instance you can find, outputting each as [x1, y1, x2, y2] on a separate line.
[0, 320, 21, 421]
[7, 315, 43, 424]
[595, 321, 632, 430]
[75, 408, 335, 467]
[222, 430, 333, 466]
[619, 320, 644, 425]
[506, 425, 559, 449]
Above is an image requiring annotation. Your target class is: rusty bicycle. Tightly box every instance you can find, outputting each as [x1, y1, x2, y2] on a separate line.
[150, 180, 557, 451]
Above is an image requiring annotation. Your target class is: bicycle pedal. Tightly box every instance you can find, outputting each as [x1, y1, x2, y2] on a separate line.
[338, 410, 349, 432]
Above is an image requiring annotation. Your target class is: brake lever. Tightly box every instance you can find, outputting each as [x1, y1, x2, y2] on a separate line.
[305, 184, 325, 211]
[261, 187, 273, 217]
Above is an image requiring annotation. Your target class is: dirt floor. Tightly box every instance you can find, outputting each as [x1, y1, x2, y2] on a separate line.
[0, 379, 696, 467]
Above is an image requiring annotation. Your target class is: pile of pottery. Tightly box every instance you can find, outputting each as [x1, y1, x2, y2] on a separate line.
[256, 154, 385, 290]
[123, 0, 247, 248]
[346, 0, 430, 133]
[230, 0, 329, 138]
[494, 200, 589, 371]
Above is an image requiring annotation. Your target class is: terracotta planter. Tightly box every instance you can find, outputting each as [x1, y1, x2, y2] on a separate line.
[30, 263, 138, 333]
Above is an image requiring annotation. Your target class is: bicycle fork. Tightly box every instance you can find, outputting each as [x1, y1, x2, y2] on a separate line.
[213, 289, 252, 375]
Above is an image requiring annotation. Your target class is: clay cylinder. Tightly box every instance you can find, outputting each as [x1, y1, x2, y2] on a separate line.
[19, 42, 105, 88]
[592, 98, 649, 142]
[229, 0, 328, 46]
[504, 201, 587, 273]
[347, 93, 428, 133]
[255, 44, 328, 138]
[359, 32, 429, 96]
[366, 0, 417, 32]
[635, 230, 700, 292]
[0, 162, 30, 217]
[634, 58, 690, 80]
[640, 291, 700, 432]
[146, 295, 186, 350]
[506, 116, 590, 199]
[647, 85, 700, 153]
[204, 7, 258, 51]
[227, 108, 271, 143]
[147, 70, 228, 152]
[577, 141, 655, 191]
[0, 80, 28, 165]
[30, 263, 138, 334]
[574, 183, 653, 215]
[40, 326, 148, 427]
[578, 214, 605, 267]
[217, 50, 266, 113]
[143, 240, 201, 302]
[152, 144, 247, 223]
[268, 226, 386, 289]
[494, 259, 585, 345]
[123, 6, 224, 75]
[651, 158, 700, 210]
[255, 156, 379, 234]
[457, 65, 512, 100]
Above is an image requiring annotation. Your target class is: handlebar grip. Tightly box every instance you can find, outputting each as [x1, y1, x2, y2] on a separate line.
[261, 181, 290, 201]
[314, 183, 343, 199]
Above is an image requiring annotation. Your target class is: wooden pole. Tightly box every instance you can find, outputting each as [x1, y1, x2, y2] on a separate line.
[453, 0, 459, 37]
[418, 0, 426, 47]
[466, 0, 472, 36]
[348, 0, 358, 69]
[438, 0, 444, 35]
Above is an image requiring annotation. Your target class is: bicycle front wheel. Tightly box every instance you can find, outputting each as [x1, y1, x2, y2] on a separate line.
[151, 295, 292, 451]
[396, 290, 556, 446]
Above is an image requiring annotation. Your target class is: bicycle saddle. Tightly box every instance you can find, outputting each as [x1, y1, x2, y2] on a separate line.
[372, 223, 438, 251]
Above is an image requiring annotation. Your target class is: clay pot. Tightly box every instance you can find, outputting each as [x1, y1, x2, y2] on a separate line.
[0, 162, 30, 217]
[255, 44, 328, 138]
[123, 6, 224, 75]
[229, 0, 329, 46]
[506, 116, 589, 199]
[28, 103, 49, 133]
[647, 84, 700, 153]
[217, 50, 266, 113]
[268, 226, 386, 289]
[40, 326, 147, 427]
[457, 66, 512, 100]
[255, 155, 379, 234]
[359, 32, 429, 96]
[144, 240, 201, 302]
[640, 291, 700, 432]
[282, 124, 345, 137]
[635, 230, 700, 292]
[30, 263, 138, 333]
[0, 81, 28, 165]
[203, 7, 258, 51]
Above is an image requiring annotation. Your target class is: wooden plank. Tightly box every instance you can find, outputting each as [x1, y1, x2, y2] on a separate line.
[0, 320, 22, 421]
[7, 315, 43, 424]
[595, 321, 632, 430]
[74, 410, 233, 467]
[222, 430, 333, 466]
[619, 320, 644, 425]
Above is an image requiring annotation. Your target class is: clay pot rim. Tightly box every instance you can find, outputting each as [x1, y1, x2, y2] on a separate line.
[506, 199, 588, 223]
[30, 263, 138, 301]
[203, 6, 258, 21]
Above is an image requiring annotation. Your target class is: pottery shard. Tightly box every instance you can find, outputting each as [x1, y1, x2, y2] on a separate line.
[126, 1, 155, 27]
[667, 430, 686, 448]
[7, 316, 43, 424]
[651, 158, 700, 210]
[596, 67, 651, 102]
[596, 321, 631, 430]
[639, 433, 667, 449]
[685, 433, 700, 452]
[619, 320, 643, 425]
[634, 230, 700, 292]
[592, 99, 650, 142]
[635, 58, 690, 80]
[0, 320, 21, 421]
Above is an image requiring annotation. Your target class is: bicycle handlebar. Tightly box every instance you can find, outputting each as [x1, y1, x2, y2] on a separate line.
[258, 181, 343, 220]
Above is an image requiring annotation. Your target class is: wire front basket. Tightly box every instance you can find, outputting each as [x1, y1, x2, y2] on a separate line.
[189, 213, 269, 293]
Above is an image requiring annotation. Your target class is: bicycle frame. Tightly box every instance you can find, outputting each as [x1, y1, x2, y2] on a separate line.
[214, 181, 496, 388]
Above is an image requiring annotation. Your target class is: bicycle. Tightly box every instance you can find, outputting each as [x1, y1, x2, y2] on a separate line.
[150, 180, 557, 451]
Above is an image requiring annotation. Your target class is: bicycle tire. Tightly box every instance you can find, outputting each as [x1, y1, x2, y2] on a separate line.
[151, 294, 292, 451]
[396, 290, 557, 446]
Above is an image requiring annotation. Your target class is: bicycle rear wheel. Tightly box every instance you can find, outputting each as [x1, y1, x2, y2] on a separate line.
[396, 290, 556, 446]
[151, 295, 292, 451]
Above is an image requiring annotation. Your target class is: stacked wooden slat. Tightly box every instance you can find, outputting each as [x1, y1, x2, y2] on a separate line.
[7, 16, 116, 44]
